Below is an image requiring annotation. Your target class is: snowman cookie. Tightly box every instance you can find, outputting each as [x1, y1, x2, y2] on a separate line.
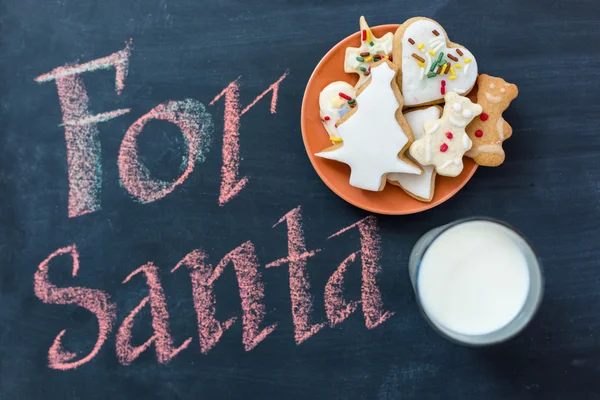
[344, 16, 394, 88]
[409, 92, 482, 177]
[316, 60, 421, 191]
[319, 81, 357, 142]
[388, 106, 442, 202]
[465, 74, 519, 166]
[393, 17, 478, 107]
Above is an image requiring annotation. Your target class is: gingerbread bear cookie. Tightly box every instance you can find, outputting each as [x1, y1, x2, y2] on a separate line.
[409, 91, 482, 177]
[465, 74, 519, 166]
[316, 60, 421, 191]
[388, 106, 442, 202]
[393, 17, 478, 107]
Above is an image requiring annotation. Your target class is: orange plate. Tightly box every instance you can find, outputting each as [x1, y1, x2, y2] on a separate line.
[301, 24, 477, 215]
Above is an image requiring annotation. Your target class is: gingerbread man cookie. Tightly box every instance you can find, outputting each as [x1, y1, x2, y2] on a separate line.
[465, 74, 519, 166]
[409, 92, 482, 177]
[316, 60, 421, 191]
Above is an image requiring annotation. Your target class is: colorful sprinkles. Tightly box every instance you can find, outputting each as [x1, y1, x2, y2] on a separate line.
[338, 92, 352, 101]
[412, 53, 425, 63]
[448, 54, 458, 62]
[456, 49, 464, 56]
[408, 38, 415, 45]
[432, 29, 440, 36]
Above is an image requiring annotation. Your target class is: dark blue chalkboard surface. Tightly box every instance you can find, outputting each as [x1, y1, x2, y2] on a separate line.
[2, 0, 600, 399]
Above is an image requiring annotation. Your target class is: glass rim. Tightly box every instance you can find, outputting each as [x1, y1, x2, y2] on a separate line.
[414, 216, 544, 346]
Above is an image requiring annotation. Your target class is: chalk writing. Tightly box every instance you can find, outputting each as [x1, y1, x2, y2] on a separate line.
[34, 210, 393, 369]
[329, 216, 394, 328]
[33, 245, 116, 370]
[34, 41, 132, 217]
[172, 242, 275, 353]
[266, 206, 325, 344]
[116, 263, 192, 365]
[325, 251, 360, 327]
[210, 72, 289, 206]
[118, 100, 213, 203]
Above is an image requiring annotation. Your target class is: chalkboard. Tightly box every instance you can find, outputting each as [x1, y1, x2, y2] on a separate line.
[2, 0, 600, 399]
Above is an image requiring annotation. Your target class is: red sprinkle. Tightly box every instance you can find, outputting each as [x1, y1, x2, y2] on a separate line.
[446, 132, 453, 139]
[362, 29, 366, 41]
[338, 92, 352, 101]
[475, 129, 484, 137]
[440, 143, 448, 152]
[324, 116, 330, 121]
[480, 113, 489, 121]
[441, 80, 446, 87]
[368, 65, 371, 71]
[388, 54, 393, 62]
[441, 87, 446, 95]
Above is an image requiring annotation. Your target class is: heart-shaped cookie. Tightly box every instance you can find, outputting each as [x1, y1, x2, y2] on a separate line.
[393, 17, 478, 107]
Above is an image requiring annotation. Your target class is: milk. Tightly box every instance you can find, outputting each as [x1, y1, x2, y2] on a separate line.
[411, 220, 541, 342]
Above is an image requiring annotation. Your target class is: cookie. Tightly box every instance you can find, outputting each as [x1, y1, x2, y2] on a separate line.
[409, 91, 482, 177]
[319, 81, 357, 142]
[388, 105, 442, 202]
[392, 17, 478, 107]
[465, 74, 519, 166]
[344, 16, 394, 88]
[316, 60, 422, 191]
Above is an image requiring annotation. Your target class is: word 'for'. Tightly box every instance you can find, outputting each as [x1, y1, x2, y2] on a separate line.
[35, 40, 289, 218]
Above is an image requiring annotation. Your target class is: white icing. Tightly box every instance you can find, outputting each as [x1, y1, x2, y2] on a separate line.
[485, 92, 503, 103]
[344, 17, 394, 88]
[409, 92, 482, 177]
[463, 134, 472, 150]
[497, 117, 505, 140]
[425, 53, 432, 74]
[453, 103, 462, 112]
[462, 109, 472, 118]
[432, 41, 444, 52]
[419, 67, 425, 80]
[464, 63, 470, 75]
[387, 106, 441, 200]
[450, 116, 467, 127]
[425, 123, 439, 135]
[400, 19, 478, 106]
[319, 81, 357, 139]
[316, 62, 421, 191]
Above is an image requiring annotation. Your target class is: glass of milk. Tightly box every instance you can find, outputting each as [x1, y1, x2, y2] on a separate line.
[409, 218, 543, 346]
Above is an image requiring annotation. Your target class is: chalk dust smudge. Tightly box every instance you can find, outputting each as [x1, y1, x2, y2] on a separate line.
[116, 263, 192, 365]
[33, 40, 133, 217]
[118, 99, 213, 203]
[268, 206, 324, 344]
[210, 71, 289, 206]
[34, 245, 117, 370]
[328, 216, 394, 329]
